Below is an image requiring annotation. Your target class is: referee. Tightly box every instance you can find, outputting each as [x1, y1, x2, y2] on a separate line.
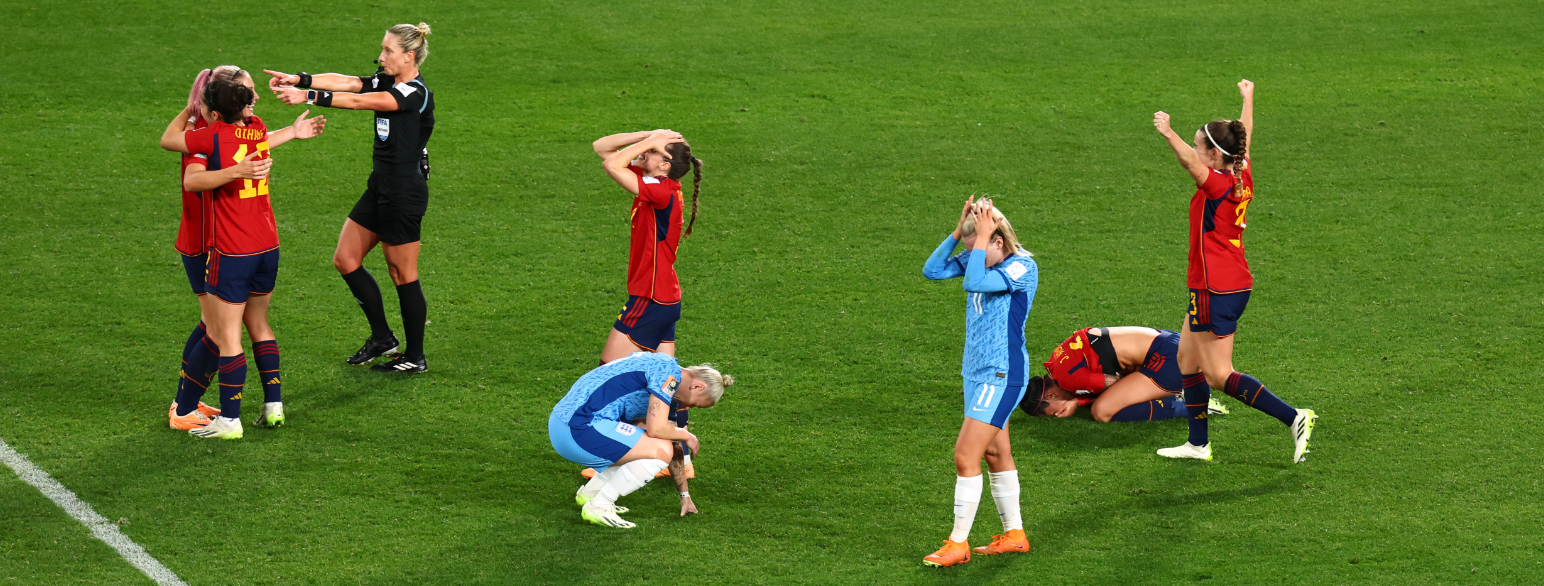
[267, 23, 436, 373]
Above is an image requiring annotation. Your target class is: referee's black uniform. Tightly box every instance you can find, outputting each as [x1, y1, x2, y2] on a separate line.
[350, 71, 435, 244]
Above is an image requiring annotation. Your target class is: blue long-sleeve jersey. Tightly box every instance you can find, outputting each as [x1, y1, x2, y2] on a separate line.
[923, 235, 1040, 385]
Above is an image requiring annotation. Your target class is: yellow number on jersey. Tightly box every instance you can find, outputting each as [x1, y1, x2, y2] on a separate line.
[231, 142, 272, 199]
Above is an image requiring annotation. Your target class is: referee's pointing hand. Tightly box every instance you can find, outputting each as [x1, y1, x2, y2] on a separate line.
[264, 70, 298, 89]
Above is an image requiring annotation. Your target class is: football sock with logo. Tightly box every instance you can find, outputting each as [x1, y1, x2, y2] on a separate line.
[176, 336, 221, 416]
[341, 267, 393, 339]
[594, 459, 668, 508]
[1224, 372, 1296, 426]
[1110, 398, 1186, 422]
[580, 466, 622, 500]
[217, 354, 247, 420]
[173, 322, 207, 408]
[1183, 373, 1210, 446]
[252, 340, 281, 403]
[988, 470, 1022, 532]
[397, 280, 427, 361]
[950, 474, 983, 542]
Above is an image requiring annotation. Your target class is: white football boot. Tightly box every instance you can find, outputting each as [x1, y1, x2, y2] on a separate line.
[252, 402, 285, 428]
[1157, 442, 1212, 461]
[581, 501, 636, 529]
[1291, 409, 1318, 463]
[189, 416, 243, 440]
[574, 487, 627, 513]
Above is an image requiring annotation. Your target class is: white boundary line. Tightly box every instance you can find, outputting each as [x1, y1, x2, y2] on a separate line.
[0, 437, 188, 586]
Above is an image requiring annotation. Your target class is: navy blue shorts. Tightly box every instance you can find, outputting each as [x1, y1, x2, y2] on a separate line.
[613, 295, 680, 352]
[1139, 329, 1182, 392]
[206, 249, 279, 304]
[182, 253, 207, 295]
[1189, 289, 1250, 336]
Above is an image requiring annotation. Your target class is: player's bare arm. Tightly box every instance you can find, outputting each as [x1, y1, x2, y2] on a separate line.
[645, 394, 697, 448]
[270, 84, 400, 112]
[263, 110, 328, 150]
[1237, 79, 1254, 152]
[159, 109, 195, 153]
[1153, 111, 1210, 186]
[183, 153, 270, 192]
[602, 130, 683, 195]
[668, 446, 698, 516]
[592, 130, 666, 159]
[264, 70, 366, 93]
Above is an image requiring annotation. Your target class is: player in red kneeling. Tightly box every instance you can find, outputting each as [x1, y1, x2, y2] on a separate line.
[161, 75, 325, 438]
[1021, 327, 1227, 421]
[1152, 79, 1316, 462]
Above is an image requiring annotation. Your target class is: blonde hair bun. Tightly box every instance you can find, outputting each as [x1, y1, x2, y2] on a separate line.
[721, 374, 735, 387]
[416, 22, 432, 36]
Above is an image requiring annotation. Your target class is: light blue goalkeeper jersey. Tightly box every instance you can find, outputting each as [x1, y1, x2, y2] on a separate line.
[923, 235, 1040, 385]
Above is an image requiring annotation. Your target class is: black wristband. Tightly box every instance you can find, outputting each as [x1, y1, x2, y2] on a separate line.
[296, 72, 312, 89]
[315, 91, 333, 108]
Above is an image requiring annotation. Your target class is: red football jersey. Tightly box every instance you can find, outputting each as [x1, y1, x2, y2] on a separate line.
[1043, 328, 1108, 400]
[176, 116, 212, 255]
[625, 165, 683, 303]
[1187, 158, 1254, 293]
[184, 117, 279, 255]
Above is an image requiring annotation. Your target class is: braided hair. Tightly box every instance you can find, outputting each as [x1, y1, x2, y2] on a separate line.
[663, 141, 703, 237]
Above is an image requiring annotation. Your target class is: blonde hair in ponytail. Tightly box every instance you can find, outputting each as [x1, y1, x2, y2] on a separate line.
[388, 22, 432, 66]
[685, 363, 734, 404]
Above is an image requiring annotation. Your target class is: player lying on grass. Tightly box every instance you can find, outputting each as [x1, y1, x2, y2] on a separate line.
[1152, 79, 1316, 462]
[591, 129, 702, 364]
[549, 352, 732, 528]
[1020, 327, 1228, 421]
[920, 197, 1038, 567]
[160, 74, 326, 439]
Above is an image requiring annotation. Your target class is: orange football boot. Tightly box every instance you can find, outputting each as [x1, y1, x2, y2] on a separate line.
[922, 539, 971, 567]
[170, 401, 221, 418]
[972, 529, 1030, 555]
[168, 404, 213, 430]
[581, 468, 597, 479]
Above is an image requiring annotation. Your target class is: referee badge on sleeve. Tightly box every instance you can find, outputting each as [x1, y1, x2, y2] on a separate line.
[376, 118, 390, 141]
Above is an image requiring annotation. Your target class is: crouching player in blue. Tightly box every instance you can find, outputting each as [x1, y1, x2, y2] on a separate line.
[549, 352, 733, 528]
[920, 198, 1038, 567]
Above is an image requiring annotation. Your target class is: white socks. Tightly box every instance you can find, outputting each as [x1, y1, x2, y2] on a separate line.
[950, 475, 983, 542]
[989, 469, 1023, 532]
[593, 459, 668, 508]
[579, 466, 620, 500]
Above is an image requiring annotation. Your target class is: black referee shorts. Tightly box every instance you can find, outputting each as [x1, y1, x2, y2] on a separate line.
[350, 168, 429, 245]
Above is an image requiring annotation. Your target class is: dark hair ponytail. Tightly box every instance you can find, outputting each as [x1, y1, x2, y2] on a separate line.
[664, 142, 702, 237]
[202, 78, 255, 123]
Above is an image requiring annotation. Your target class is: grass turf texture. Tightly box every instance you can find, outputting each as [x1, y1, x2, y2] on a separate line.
[2, 0, 1541, 583]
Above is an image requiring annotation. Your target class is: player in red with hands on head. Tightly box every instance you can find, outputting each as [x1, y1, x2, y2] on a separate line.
[590, 129, 703, 365]
[1151, 79, 1316, 462]
[159, 73, 326, 439]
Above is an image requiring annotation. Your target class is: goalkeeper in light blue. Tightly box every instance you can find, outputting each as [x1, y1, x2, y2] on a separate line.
[918, 197, 1039, 567]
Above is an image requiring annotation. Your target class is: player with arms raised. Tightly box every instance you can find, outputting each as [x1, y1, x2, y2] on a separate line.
[919, 198, 1038, 567]
[549, 352, 732, 528]
[266, 23, 437, 373]
[1152, 80, 1316, 462]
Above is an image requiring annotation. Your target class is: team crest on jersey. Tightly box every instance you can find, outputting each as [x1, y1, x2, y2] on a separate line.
[662, 376, 679, 396]
[376, 118, 390, 141]
[1005, 261, 1028, 281]
[615, 422, 638, 436]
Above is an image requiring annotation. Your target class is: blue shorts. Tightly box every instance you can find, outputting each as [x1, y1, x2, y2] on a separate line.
[548, 415, 644, 473]
[964, 380, 1025, 429]
[613, 295, 680, 352]
[1139, 329, 1182, 392]
[1189, 288, 1250, 336]
[206, 249, 279, 304]
[182, 253, 207, 295]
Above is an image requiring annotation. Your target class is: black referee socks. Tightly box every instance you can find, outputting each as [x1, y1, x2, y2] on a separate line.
[342, 267, 394, 340]
[397, 280, 427, 362]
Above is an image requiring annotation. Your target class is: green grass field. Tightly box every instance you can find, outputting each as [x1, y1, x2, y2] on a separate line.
[3, 0, 1542, 583]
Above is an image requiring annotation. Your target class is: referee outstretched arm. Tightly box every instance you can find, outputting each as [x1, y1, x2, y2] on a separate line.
[263, 23, 438, 374]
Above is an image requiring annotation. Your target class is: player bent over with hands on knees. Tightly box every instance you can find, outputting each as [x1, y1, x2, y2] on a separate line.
[549, 352, 732, 528]
[159, 72, 326, 438]
[266, 22, 437, 373]
[1021, 327, 1228, 421]
[1152, 79, 1316, 462]
[920, 197, 1038, 567]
